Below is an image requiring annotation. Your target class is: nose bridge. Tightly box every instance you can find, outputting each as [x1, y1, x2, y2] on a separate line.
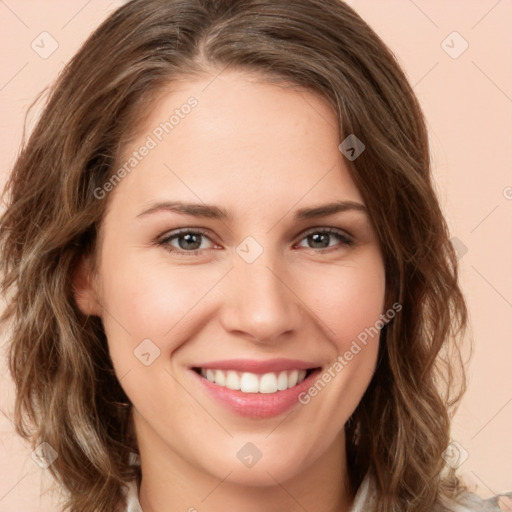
[219, 246, 302, 343]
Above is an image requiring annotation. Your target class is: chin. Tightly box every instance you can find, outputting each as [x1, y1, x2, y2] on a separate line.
[197, 439, 321, 488]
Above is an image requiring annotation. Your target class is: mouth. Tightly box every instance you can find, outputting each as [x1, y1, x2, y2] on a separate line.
[192, 367, 316, 394]
[189, 359, 322, 418]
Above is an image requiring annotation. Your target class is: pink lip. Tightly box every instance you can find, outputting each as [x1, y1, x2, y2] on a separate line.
[189, 360, 321, 419]
[192, 358, 317, 374]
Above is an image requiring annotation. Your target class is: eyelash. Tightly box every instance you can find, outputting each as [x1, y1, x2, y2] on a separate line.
[156, 227, 354, 256]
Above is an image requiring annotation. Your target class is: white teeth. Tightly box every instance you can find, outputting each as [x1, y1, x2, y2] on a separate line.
[288, 369, 299, 387]
[214, 369, 226, 386]
[199, 368, 310, 394]
[277, 371, 288, 391]
[240, 372, 259, 393]
[259, 373, 278, 393]
[225, 370, 241, 390]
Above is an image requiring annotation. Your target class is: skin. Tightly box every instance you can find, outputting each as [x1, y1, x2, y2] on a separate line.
[74, 69, 386, 512]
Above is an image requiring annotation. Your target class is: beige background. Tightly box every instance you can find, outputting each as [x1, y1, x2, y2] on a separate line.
[1, 0, 511, 510]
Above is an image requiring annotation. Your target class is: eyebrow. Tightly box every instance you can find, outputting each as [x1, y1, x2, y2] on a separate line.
[136, 200, 368, 221]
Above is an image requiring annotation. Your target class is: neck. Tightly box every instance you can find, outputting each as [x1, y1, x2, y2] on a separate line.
[134, 414, 355, 512]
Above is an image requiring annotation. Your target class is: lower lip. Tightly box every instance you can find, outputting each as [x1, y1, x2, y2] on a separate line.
[191, 369, 320, 418]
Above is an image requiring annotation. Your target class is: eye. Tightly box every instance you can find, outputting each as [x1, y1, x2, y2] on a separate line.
[295, 228, 353, 251]
[156, 227, 354, 256]
[157, 229, 217, 255]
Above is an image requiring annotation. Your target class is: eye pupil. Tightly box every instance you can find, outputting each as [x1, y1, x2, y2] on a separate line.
[179, 233, 201, 250]
[309, 233, 330, 249]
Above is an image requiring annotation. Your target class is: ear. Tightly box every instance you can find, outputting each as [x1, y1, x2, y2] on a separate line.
[71, 256, 103, 317]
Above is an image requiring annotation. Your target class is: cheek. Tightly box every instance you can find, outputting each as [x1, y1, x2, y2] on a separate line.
[309, 257, 386, 351]
[97, 250, 224, 362]
[296, 259, 385, 429]
[96, 253, 221, 415]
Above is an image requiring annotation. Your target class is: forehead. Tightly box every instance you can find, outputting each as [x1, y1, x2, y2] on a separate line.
[110, 69, 363, 216]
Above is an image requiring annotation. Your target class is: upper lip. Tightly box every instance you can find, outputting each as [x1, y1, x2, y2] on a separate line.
[191, 358, 320, 374]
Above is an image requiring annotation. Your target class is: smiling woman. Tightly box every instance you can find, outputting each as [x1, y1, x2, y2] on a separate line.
[0, 1, 509, 512]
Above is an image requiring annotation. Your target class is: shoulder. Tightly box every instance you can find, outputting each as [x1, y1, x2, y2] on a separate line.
[121, 470, 511, 512]
[438, 489, 512, 512]
[349, 473, 512, 512]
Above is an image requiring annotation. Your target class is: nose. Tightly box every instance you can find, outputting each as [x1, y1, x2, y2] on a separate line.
[218, 250, 304, 344]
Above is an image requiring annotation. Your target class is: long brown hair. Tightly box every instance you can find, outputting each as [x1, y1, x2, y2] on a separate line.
[0, 1, 469, 510]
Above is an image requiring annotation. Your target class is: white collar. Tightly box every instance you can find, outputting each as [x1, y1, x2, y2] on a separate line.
[122, 470, 510, 512]
[122, 473, 373, 512]
[123, 478, 143, 512]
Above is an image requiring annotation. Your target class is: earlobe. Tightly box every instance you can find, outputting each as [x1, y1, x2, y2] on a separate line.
[72, 257, 102, 317]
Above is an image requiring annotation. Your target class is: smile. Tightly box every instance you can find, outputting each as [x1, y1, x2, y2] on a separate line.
[196, 368, 310, 394]
[190, 359, 322, 418]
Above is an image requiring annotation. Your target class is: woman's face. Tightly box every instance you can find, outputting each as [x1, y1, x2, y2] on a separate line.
[78, 69, 386, 486]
